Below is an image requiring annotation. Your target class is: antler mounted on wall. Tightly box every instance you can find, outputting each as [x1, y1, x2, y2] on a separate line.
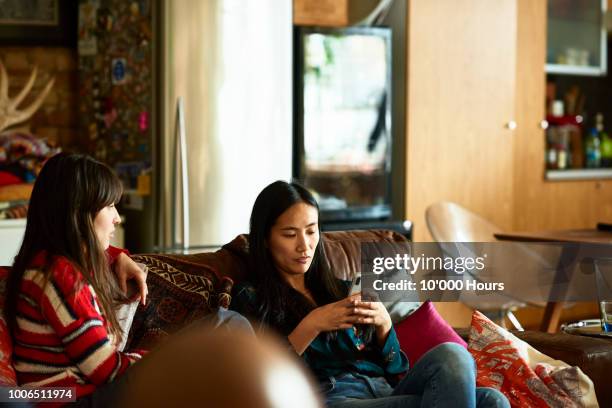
[0, 59, 55, 133]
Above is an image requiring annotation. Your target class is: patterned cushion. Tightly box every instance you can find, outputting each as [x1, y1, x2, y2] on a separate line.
[0, 266, 18, 386]
[468, 310, 598, 407]
[125, 255, 233, 351]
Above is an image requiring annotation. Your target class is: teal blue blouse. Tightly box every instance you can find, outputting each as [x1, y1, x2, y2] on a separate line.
[230, 282, 409, 382]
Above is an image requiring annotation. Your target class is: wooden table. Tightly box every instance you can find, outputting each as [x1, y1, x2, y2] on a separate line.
[494, 229, 612, 333]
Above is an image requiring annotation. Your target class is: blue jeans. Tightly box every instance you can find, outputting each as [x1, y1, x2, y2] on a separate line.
[324, 342, 509, 408]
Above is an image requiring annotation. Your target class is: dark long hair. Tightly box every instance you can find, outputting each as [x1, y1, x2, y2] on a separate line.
[248, 181, 348, 334]
[5, 153, 127, 343]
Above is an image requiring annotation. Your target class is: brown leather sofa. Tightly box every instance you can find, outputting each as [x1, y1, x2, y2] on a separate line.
[136, 229, 612, 406]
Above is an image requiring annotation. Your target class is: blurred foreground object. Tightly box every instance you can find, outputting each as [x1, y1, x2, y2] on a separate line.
[120, 326, 322, 408]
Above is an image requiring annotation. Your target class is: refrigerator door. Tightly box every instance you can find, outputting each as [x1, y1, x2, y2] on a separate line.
[160, 0, 292, 250]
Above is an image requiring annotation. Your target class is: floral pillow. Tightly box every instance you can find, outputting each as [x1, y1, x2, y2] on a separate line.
[0, 267, 18, 386]
[468, 310, 598, 408]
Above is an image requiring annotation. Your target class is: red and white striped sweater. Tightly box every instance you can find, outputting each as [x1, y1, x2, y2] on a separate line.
[12, 247, 144, 399]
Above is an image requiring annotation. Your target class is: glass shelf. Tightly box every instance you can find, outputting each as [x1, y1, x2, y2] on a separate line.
[546, 0, 607, 76]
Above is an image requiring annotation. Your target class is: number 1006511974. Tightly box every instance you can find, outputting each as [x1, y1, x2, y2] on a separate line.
[1, 387, 76, 403]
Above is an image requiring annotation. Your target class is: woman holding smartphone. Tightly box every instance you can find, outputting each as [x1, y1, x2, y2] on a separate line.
[231, 181, 509, 408]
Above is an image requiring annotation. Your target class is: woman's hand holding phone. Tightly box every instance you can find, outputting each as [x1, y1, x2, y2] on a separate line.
[290, 292, 392, 354]
[305, 294, 363, 332]
[351, 299, 393, 345]
[288, 294, 363, 355]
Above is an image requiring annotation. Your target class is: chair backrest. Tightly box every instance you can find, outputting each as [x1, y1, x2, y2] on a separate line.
[425, 202, 501, 242]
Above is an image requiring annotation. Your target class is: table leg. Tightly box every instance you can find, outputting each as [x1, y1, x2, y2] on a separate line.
[540, 243, 580, 333]
[540, 301, 564, 333]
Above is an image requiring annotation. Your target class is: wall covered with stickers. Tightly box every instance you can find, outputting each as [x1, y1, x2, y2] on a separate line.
[77, 0, 153, 194]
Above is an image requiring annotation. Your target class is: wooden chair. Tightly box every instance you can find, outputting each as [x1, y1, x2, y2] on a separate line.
[425, 202, 557, 330]
[426, 202, 501, 243]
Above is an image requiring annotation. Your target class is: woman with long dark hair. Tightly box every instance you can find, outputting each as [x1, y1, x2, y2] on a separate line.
[232, 180, 509, 408]
[4, 153, 148, 405]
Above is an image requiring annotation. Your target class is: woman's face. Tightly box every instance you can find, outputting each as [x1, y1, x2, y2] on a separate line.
[94, 203, 121, 249]
[268, 202, 320, 280]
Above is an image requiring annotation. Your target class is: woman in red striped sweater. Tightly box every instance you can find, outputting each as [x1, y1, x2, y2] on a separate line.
[4, 153, 149, 405]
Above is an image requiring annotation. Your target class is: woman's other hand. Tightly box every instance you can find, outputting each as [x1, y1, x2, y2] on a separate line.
[305, 293, 363, 333]
[115, 253, 148, 305]
[288, 293, 362, 355]
[352, 299, 392, 346]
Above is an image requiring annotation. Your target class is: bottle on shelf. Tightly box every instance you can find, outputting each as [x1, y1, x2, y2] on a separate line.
[545, 99, 582, 170]
[585, 127, 601, 168]
[596, 113, 612, 168]
[546, 127, 559, 169]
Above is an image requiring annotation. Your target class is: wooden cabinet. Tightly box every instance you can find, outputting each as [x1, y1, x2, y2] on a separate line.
[406, 0, 612, 241]
[514, 0, 612, 232]
[405, 0, 517, 241]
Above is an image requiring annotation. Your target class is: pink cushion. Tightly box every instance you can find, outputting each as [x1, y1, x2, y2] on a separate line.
[0, 266, 17, 386]
[394, 300, 467, 366]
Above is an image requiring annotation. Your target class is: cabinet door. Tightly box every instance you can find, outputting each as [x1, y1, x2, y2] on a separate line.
[406, 0, 517, 241]
[514, 0, 612, 231]
[546, 0, 607, 76]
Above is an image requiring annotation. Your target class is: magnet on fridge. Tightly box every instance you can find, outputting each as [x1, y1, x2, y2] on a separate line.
[130, 2, 140, 16]
[139, 22, 152, 40]
[104, 97, 115, 111]
[104, 109, 117, 129]
[133, 48, 145, 62]
[138, 111, 149, 132]
[78, 3, 98, 56]
[122, 193, 144, 210]
[95, 140, 107, 162]
[136, 173, 151, 196]
[126, 134, 137, 147]
[111, 133, 122, 151]
[88, 123, 98, 140]
[106, 15, 114, 31]
[139, 0, 150, 16]
[111, 58, 127, 85]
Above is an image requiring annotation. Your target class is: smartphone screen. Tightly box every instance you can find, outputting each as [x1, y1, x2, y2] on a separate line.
[350, 275, 362, 295]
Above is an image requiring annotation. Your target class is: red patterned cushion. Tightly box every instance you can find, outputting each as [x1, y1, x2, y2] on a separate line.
[469, 310, 598, 407]
[0, 266, 17, 386]
[394, 300, 467, 366]
[125, 255, 233, 351]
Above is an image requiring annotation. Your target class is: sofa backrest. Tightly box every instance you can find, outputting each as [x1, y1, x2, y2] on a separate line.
[147, 229, 410, 283]
[0, 229, 411, 353]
